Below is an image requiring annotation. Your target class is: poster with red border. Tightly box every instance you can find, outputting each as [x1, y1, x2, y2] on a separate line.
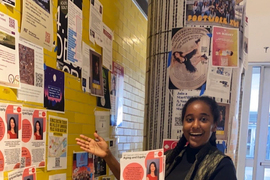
[0, 103, 22, 171]
[21, 108, 46, 168]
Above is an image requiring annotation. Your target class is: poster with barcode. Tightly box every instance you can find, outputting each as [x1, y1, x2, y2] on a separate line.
[2, 0, 15, 7]
[21, 108, 46, 168]
[47, 115, 68, 170]
[168, 27, 210, 90]
[0, 103, 22, 171]
[57, 0, 82, 78]
[17, 37, 44, 104]
[0, 13, 20, 89]
[212, 26, 239, 68]
[21, 0, 53, 50]
[8, 166, 36, 180]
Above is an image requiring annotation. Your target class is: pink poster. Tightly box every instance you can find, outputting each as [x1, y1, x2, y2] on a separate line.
[212, 27, 239, 67]
[163, 139, 178, 153]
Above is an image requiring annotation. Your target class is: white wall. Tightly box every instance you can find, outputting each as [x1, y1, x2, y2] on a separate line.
[247, 0, 270, 62]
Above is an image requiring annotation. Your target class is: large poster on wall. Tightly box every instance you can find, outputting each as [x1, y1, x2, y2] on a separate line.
[168, 27, 211, 90]
[57, 0, 82, 78]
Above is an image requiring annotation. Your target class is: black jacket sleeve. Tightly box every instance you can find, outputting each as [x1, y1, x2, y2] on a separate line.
[209, 157, 237, 180]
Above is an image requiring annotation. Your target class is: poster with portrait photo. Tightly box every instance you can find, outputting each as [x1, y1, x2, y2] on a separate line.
[168, 27, 211, 90]
[146, 159, 160, 180]
[21, 108, 46, 168]
[0, 103, 22, 171]
[97, 67, 111, 109]
[216, 103, 229, 140]
[212, 26, 239, 68]
[44, 66, 65, 112]
[8, 166, 36, 180]
[90, 49, 104, 97]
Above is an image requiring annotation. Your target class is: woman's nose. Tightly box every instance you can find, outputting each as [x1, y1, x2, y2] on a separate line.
[192, 119, 200, 129]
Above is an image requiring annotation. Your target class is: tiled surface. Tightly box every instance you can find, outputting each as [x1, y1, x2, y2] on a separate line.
[0, 0, 147, 179]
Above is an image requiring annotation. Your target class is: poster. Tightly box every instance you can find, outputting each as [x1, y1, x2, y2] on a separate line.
[72, 152, 94, 180]
[163, 139, 178, 153]
[89, 0, 103, 47]
[17, 37, 44, 104]
[21, 108, 46, 168]
[0, 103, 22, 171]
[49, 173, 67, 180]
[2, 0, 15, 7]
[120, 149, 164, 180]
[67, 0, 83, 73]
[216, 103, 229, 140]
[171, 90, 200, 139]
[94, 111, 110, 140]
[110, 62, 124, 126]
[90, 49, 104, 97]
[204, 66, 232, 101]
[168, 27, 210, 90]
[102, 24, 113, 71]
[94, 155, 106, 178]
[57, 0, 82, 78]
[97, 68, 111, 109]
[8, 166, 36, 180]
[0, 13, 20, 89]
[21, 0, 53, 50]
[47, 115, 68, 170]
[81, 42, 91, 93]
[212, 26, 239, 67]
[44, 66, 65, 112]
[185, 0, 241, 28]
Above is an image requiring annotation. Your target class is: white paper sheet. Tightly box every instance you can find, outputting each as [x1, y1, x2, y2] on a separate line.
[102, 24, 113, 71]
[49, 173, 67, 180]
[89, 0, 103, 47]
[94, 111, 110, 140]
[8, 166, 36, 180]
[17, 37, 44, 103]
[82, 42, 91, 93]
[0, 13, 20, 89]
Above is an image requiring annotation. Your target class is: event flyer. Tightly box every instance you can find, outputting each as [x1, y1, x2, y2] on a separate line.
[17, 37, 44, 104]
[72, 152, 94, 180]
[0, 103, 22, 171]
[47, 115, 68, 170]
[44, 66, 65, 112]
[21, 0, 53, 50]
[21, 108, 46, 168]
[120, 149, 164, 180]
[8, 166, 36, 180]
[0, 13, 20, 89]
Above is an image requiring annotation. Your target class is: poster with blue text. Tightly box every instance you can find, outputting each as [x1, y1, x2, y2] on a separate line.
[44, 66, 65, 112]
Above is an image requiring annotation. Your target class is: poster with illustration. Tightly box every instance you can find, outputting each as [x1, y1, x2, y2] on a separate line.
[47, 115, 68, 170]
[168, 27, 210, 90]
[0, 103, 22, 171]
[44, 66, 65, 112]
[72, 152, 94, 180]
[212, 26, 239, 67]
[8, 166, 36, 180]
[110, 62, 124, 126]
[216, 103, 230, 140]
[21, 108, 46, 168]
[97, 68, 111, 109]
[120, 149, 164, 180]
[17, 37, 44, 104]
[185, 0, 242, 28]
[90, 49, 104, 97]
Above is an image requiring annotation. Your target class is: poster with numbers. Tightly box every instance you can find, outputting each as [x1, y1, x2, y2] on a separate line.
[0, 103, 22, 171]
[17, 37, 44, 104]
[47, 115, 68, 170]
[21, 0, 53, 50]
[212, 26, 239, 68]
[56, 0, 82, 78]
[21, 108, 46, 168]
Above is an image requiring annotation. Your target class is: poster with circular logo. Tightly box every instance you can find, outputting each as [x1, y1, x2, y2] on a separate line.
[169, 27, 211, 90]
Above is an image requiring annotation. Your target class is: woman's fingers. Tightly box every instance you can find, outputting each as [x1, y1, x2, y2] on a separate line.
[94, 132, 104, 142]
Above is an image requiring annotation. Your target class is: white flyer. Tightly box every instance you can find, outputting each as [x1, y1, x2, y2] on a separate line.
[0, 12, 19, 89]
[21, 108, 46, 168]
[8, 166, 36, 180]
[102, 23, 113, 71]
[47, 115, 68, 170]
[17, 37, 44, 103]
[81, 42, 91, 93]
[89, 0, 103, 47]
[0, 103, 22, 171]
[49, 173, 67, 180]
[94, 111, 110, 140]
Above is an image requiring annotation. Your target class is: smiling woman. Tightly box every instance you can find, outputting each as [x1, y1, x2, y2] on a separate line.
[76, 96, 237, 180]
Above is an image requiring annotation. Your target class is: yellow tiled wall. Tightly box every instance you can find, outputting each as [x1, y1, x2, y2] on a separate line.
[0, 0, 147, 179]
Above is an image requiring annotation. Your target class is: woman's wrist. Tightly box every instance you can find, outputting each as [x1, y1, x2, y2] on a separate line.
[104, 149, 113, 161]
